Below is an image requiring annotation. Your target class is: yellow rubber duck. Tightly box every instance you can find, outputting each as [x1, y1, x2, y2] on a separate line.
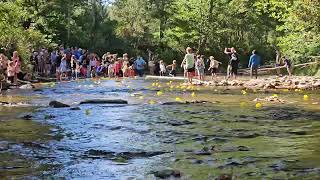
[157, 91, 163, 96]
[255, 102, 263, 109]
[240, 102, 247, 107]
[85, 109, 91, 116]
[148, 100, 156, 105]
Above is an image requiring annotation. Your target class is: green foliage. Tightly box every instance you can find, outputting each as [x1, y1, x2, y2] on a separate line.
[0, 0, 318, 75]
[0, 1, 48, 67]
[294, 64, 320, 76]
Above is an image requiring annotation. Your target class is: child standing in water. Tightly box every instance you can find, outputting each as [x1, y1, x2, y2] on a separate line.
[60, 55, 68, 80]
[196, 55, 205, 81]
[159, 60, 166, 76]
[167, 60, 177, 77]
[208, 56, 222, 80]
[181, 47, 195, 84]
[7, 61, 15, 84]
[12, 51, 21, 84]
[114, 58, 121, 77]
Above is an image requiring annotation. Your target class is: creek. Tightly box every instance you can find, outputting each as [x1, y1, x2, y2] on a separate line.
[0, 79, 319, 179]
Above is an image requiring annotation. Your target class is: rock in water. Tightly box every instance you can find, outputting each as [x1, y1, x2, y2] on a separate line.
[19, 84, 34, 89]
[21, 114, 33, 120]
[80, 99, 128, 105]
[49, 101, 70, 108]
[152, 169, 181, 179]
[216, 174, 233, 180]
[70, 107, 81, 110]
[0, 141, 9, 151]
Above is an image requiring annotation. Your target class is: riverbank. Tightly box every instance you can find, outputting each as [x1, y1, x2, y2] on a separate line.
[146, 75, 320, 90]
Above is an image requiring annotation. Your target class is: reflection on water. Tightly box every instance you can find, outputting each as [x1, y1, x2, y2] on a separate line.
[0, 79, 319, 179]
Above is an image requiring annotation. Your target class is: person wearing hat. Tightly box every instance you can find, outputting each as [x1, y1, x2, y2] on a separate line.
[208, 56, 222, 80]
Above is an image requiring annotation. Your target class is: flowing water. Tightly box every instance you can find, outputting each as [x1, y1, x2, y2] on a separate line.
[0, 79, 319, 179]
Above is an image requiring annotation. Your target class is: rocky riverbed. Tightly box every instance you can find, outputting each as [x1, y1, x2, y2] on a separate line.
[199, 76, 320, 90]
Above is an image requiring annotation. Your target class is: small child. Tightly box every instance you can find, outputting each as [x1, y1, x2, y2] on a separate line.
[108, 62, 114, 78]
[208, 56, 222, 80]
[7, 61, 15, 84]
[60, 57, 68, 80]
[167, 60, 177, 77]
[159, 60, 166, 76]
[196, 55, 205, 81]
[114, 58, 121, 77]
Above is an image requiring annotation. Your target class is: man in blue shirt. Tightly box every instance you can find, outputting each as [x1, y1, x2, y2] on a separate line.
[134, 55, 146, 77]
[248, 50, 261, 79]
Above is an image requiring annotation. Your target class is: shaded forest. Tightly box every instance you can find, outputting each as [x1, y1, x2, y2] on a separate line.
[0, 0, 319, 73]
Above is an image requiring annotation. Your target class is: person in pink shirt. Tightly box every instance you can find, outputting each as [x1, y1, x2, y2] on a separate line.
[114, 58, 121, 77]
[11, 51, 21, 84]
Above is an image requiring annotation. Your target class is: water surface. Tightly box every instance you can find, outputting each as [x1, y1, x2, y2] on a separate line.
[0, 79, 319, 179]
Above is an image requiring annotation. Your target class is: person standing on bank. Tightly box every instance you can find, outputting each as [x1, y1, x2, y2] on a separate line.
[248, 50, 261, 79]
[134, 55, 146, 77]
[283, 56, 293, 76]
[11, 51, 21, 84]
[181, 47, 195, 84]
[224, 47, 239, 79]
[208, 56, 222, 80]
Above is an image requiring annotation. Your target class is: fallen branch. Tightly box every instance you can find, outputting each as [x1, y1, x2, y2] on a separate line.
[240, 61, 319, 74]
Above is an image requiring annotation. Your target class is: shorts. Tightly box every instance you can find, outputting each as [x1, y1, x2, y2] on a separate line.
[8, 76, 14, 83]
[197, 68, 205, 75]
[231, 66, 238, 75]
[187, 67, 195, 72]
[251, 65, 258, 70]
[210, 68, 218, 74]
[169, 70, 176, 76]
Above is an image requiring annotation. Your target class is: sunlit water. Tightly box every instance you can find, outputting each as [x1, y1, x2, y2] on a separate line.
[0, 79, 319, 179]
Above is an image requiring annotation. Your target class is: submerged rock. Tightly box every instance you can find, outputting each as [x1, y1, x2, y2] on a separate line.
[162, 100, 211, 105]
[193, 150, 212, 156]
[253, 96, 285, 103]
[152, 169, 181, 179]
[265, 107, 320, 121]
[288, 130, 307, 135]
[22, 141, 47, 149]
[70, 107, 81, 110]
[162, 102, 185, 105]
[0, 141, 9, 151]
[20, 114, 33, 120]
[49, 101, 70, 108]
[215, 174, 232, 180]
[80, 99, 128, 105]
[44, 114, 55, 119]
[168, 120, 195, 126]
[84, 149, 167, 160]
[221, 145, 251, 152]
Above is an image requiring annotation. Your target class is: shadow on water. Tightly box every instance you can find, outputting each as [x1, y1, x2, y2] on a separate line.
[0, 79, 319, 179]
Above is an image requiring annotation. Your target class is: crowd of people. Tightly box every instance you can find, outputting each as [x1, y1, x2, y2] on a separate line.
[0, 51, 27, 85]
[28, 47, 147, 81]
[0, 45, 293, 86]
